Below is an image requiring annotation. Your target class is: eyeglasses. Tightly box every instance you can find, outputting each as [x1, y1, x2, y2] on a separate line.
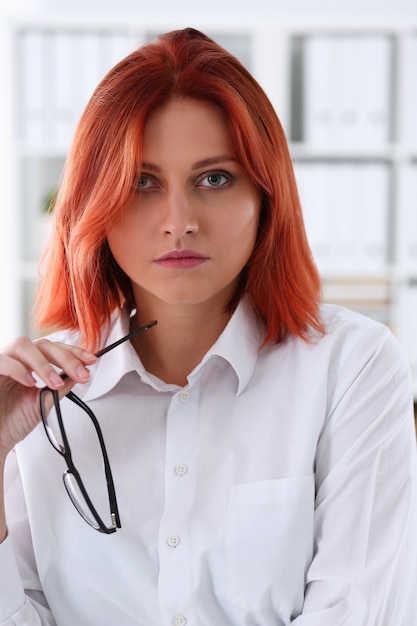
[39, 320, 157, 534]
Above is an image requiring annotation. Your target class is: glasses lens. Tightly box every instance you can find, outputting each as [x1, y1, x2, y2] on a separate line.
[42, 392, 116, 529]
[40, 389, 66, 453]
[63, 471, 116, 530]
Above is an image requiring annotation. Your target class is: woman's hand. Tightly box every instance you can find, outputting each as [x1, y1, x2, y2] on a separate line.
[0, 336, 97, 459]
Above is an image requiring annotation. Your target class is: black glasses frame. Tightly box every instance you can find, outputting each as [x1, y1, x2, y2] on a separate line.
[39, 320, 157, 534]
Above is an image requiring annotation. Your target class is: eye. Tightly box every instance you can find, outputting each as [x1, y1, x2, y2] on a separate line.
[135, 174, 157, 191]
[198, 172, 230, 188]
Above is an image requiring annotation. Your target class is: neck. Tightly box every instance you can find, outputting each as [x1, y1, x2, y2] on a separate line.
[130, 299, 234, 386]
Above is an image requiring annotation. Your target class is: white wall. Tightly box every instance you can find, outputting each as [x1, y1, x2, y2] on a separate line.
[36, 0, 417, 16]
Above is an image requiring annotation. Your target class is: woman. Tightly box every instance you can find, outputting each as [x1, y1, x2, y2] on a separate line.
[0, 28, 416, 625]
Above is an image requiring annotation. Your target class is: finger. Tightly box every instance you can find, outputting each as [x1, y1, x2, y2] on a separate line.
[33, 339, 99, 386]
[6, 336, 67, 389]
[34, 340, 98, 384]
[0, 353, 37, 387]
[36, 339, 98, 376]
[5, 336, 97, 389]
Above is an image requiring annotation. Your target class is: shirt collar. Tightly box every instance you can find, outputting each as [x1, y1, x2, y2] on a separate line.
[82, 298, 264, 401]
[82, 307, 152, 401]
[187, 298, 264, 395]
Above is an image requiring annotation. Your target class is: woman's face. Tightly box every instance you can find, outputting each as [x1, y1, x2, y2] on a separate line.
[106, 98, 261, 313]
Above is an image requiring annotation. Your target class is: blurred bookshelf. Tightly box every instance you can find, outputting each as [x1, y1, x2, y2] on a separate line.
[5, 15, 417, 396]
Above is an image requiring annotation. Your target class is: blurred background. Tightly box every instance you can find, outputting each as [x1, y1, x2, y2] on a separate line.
[0, 0, 416, 399]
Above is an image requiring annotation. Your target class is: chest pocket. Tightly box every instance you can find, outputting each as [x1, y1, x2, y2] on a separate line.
[225, 475, 315, 616]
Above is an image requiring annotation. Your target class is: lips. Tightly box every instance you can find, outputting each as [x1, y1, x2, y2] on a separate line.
[154, 250, 209, 269]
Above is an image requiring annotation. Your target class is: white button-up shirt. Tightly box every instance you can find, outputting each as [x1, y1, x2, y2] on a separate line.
[2, 300, 417, 625]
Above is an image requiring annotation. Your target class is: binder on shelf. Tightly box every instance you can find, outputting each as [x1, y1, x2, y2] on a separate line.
[337, 37, 361, 147]
[406, 36, 417, 150]
[333, 164, 357, 266]
[302, 35, 392, 148]
[51, 32, 75, 148]
[398, 164, 417, 270]
[19, 29, 134, 150]
[294, 162, 333, 272]
[74, 31, 134, 118]
[325, 163, 389, 271]
[73, 33, 103, 125]
[303, 36, 336, 146]
[356, 36, 392, 146]
[294, 161, 390, 274]
[355, 162, 390, 270]
[20, 31, 46, 145]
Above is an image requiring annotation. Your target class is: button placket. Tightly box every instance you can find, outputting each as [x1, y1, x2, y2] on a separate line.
[158, 386, 199, 623]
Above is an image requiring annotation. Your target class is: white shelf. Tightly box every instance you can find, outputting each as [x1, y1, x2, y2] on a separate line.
[290, 143, 417, 161]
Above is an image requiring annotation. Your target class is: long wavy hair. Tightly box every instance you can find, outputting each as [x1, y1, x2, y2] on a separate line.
[35, 27, 323, 349]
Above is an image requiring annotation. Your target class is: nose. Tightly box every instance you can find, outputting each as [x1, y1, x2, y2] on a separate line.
[162, 189, 198, 238]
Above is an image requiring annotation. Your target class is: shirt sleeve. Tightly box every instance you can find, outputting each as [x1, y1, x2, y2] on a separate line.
[1, 451, 56, 626]
[294, 325, 417, 625]
[0, 536, 26, 623]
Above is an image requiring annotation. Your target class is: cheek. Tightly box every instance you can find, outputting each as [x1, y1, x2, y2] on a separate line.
[106, 210, 145, 250]
[232, 198, 261, 247]
[106, 228, 124, 261]
[106, 223, 140, 271]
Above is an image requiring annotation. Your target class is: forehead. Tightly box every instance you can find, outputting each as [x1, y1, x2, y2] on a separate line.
[142, 98, 232, 160]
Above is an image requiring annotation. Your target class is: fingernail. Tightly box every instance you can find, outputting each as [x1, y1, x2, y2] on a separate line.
[25, 372, 36, 386]
[76, 365, 90, 381]
[49, 371, 64, 387]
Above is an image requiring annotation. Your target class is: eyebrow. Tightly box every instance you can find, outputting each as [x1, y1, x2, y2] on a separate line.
[140, 155, 238, 173]
[191, 156, 238, 170]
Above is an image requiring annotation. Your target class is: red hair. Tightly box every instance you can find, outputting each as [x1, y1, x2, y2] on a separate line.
[35, 28, 323, 349]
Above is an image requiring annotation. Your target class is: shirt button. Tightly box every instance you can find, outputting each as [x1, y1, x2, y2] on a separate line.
[167, 534, 181, 548]
[179, 391, 190, 402]
[174, 463, 188, 477]
[173, 616, 187, 626]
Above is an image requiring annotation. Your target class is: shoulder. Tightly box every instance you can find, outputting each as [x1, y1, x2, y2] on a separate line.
[307, 303, 406, 370]
[262, 303, 411, 395]
[317, 303, 400, 362]
[320, 302, 387, 336]
[314, 304, 413, 408]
